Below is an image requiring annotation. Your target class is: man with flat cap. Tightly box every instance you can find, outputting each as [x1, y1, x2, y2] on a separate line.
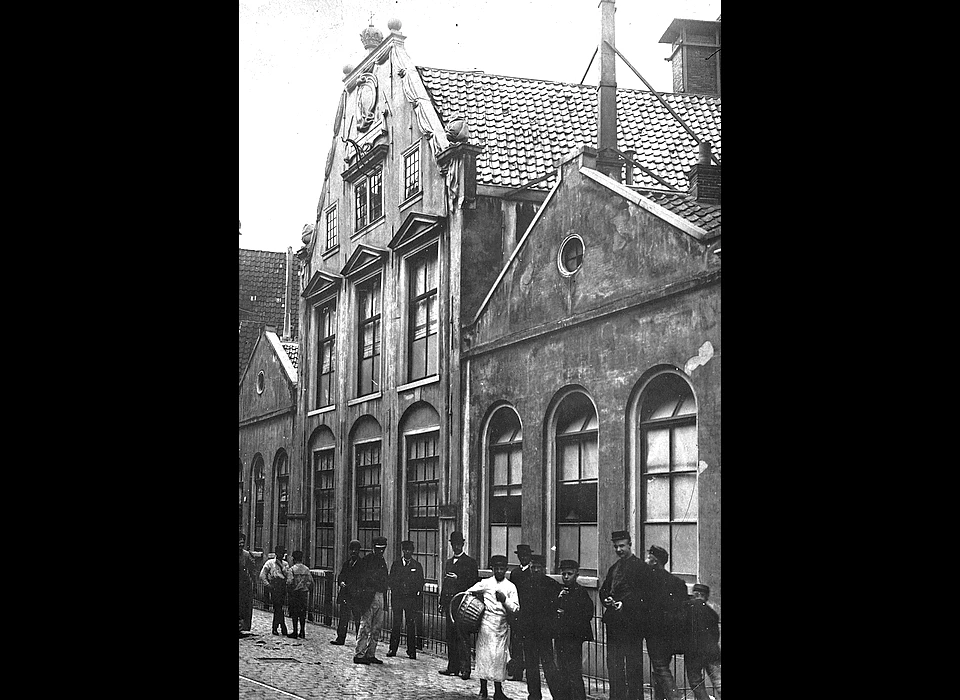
[599, 530, 654, 700]
[353, 536, 389, 664]
[331, 539, 364, 645]
[643, 545, 687, 700]
[505, 543, 532, 681]
[554, 559, 594, 700]
[259, 544, 292, 636]
[387, 539, 425, 659]
[683, 583, 721, 700]
[438, 530, 480, 679]
[516, 554, 563, 700]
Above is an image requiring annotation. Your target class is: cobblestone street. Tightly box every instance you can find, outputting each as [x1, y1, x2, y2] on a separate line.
[239, 608, 558, 700]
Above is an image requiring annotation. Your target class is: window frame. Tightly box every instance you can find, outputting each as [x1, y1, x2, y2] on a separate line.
[252, 455, 265, 551]
[313, 447, 336, 570]
[274, 450, 289, 552]
[401, 141, 423, 206]
[324, 202, 339, 251]
[355, 166, 384, 232]
[355, 271, 383, 399]
[314, 296, 338, 409]
[406, 242, 440, 383]
[402, 428, 441, 583]
[353, 438, 383, 558]
[486, 407, 523, 568]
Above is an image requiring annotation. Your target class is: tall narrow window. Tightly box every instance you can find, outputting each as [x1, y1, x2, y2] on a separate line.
[640, 374, 698, 583]
[325, 204, 338, 250]
[314, 448, 335, 569]
[489, 408, 522, 565]
[275, 450, 289, 552]
[253, 456, 265, 551]
[316, 299, 337, 408]
[408, 245, 439, 382]
[403, 145, 421, 201]
[406, 431, 440, 582]
[355, 167, 384, 230]
[357, 275, 381, 397]
[239, 460, 244, 532]
[555, 394, 599, 576]
[355, 441, 382, 556]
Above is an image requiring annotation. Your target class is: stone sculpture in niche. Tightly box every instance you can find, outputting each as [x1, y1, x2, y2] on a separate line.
[356, 72, 378, 132]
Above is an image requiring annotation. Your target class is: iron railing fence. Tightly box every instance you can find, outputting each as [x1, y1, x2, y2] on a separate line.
[250, 570, 718, 699]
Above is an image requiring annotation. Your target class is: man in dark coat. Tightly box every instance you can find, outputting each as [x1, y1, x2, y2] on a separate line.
[259, 545, 291, 636]
[438, 530, 480, 679]
[330, 540, 364, 645]
[554, 559, 594, 700]
[505, 543, 532, 681]
[643, 545, 687, 700]
[387, 539, 425, 659]
[354, 536, 389, 664]
[683, 584, 721, 700]
[516, 554, 564, 700]
[238, 533, 257, 637]
[599, 530, 654, 700]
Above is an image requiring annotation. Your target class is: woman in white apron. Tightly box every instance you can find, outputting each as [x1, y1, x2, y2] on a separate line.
[465, 554, 520, 700]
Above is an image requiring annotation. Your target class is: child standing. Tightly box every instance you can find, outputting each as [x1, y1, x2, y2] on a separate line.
[286, 550, 314, 639]
[553, 559, 594, 700]
[684, 583, 721, 700]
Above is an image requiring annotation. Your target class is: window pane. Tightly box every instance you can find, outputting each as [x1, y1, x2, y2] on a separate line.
[558, 482, 597, 523]
[676, 395, 696, 417]
[510, 446, 522, 484]
[672, 474, 698, 522]
[370, 169, 383, 221]
[645, 476, 670, 521]
[671, 524, 698, 576]
[558, 524, 579, 565]
[579, 525, 598, 572]
[645, 429, 670, 473]
[649, 397, 679, 420]
[426, 332, 438, 376]
[560, 441, 581, 481]
[643, 524, 669, 554]
[672, 424, 697, 470]
[493, 450, 508, 486]
[581, 438, 598, 479]
[491, 525, 507, 558]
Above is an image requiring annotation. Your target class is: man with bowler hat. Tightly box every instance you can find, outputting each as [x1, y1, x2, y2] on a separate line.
[331, 539, 363, 645]
[644, 545, 687, 700]
[438, 530, 479, 679]
[259, 544, 292, 636]
[516, 554, 563, 700]
[353, 536, 389, 664]
[387, 539, 425, 659]
[599, 530, 653, 700]
[506, 543, 532, 681]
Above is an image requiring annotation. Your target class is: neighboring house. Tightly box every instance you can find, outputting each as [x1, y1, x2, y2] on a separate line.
[253, 4, 720, 632]
[239, 247, 301, 381]
[239, 326, 300, 554]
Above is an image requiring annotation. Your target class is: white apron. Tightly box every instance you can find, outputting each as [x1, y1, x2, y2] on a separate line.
[465, 576, 520, 681]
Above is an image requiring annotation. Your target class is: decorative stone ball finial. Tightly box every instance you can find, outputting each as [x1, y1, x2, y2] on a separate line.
[360, 23, 383, 51]
[343, 64, 355, 76]
[445, 115, 470, 143]
[301, 223, 315, 245]
[387, 18, 402, 32]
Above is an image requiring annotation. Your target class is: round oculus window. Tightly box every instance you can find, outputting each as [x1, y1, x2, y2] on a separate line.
[558, 235, 584, 276]
[256, 370, 265, 394]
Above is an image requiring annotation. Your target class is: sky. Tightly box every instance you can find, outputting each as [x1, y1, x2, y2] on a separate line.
[239, 0, 721, 252]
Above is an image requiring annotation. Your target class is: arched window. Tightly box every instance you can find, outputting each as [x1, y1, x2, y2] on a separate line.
[275, 450, 289, 551]
[639, 373, 698, 582]
[488, 406, 522, 565]
[351, 416, 383, 557]
[239, 459, 244, 533]
[555, 393, 599, 576]
[252, 455, 265, 550]
[311, 427, 337, 569]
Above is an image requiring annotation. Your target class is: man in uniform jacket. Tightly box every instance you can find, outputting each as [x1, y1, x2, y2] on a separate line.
[259, 545, 292, 636]
[516, 554, 563, 700]
[238, 533, 257, 637]
[554, 559, 594, 700]
[643, 545, 687, 700]
[683, 583, 721, 700]
[330, 540, 364, 645]
[387, 539, 425, 659]
[438, 530, 480, 679]
[599, 530, 655, 700]
[506, 543, 532, 681]
[354, 536, 389, 664]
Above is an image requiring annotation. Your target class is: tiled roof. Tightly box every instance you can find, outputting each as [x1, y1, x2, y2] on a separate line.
[417, 67, 720, 193]
[239, 249, 301, 380]
[281, 342, 299, 370]
[644, 191, 721, 237]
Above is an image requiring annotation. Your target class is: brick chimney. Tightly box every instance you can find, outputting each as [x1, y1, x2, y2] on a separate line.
[686, 141, 720, 203]
[659, 17, 721, 96]
[596, 0, 620, 181]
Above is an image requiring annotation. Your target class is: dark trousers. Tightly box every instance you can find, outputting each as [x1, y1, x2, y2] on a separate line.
[444, 614, 472, 674]
[647, 635, 680, 700]
[270, 588, 288, 634]
[605, 632, 643, 700]
[334, 602, 361, 642]
[555, 637, 587, 700]
[288, 590, 308, 636]
[684, 654, 721, 700]
[388, 596, 422, 654]
[506, 625, 525, 679]
[522, 634, 563, 700]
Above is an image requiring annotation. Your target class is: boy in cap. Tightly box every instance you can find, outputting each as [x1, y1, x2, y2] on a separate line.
[286, 550, 313, 639]
[438, 530, 479, 679]
[516, 554, 563, 700]
[683, 584, 721, 700]
[506, 543, 532, 681]
[354, 536, 389, 664]
[259, 545, 292, 636]
[331, 539, 363, 645]
[554, 559, 594, 700]
[643, 545, 687, 700]
[387, 539, 425, 659]
[465, 554, 520, 700]
[599, 530, 654, 700]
